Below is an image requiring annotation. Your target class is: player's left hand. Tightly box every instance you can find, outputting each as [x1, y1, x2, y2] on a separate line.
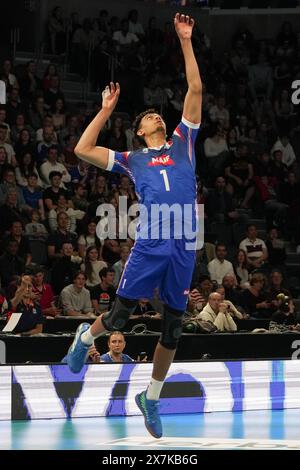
[174, 13, 195, 40]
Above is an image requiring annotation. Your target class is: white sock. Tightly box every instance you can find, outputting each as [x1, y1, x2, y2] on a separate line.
[81, 327, 95, 346]
[146, 378, 164, 401]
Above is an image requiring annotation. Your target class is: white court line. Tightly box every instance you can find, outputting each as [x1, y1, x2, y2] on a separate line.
[98, 436, 300, 450]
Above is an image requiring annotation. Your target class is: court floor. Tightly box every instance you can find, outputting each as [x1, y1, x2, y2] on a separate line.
[1, 409, 300, 450]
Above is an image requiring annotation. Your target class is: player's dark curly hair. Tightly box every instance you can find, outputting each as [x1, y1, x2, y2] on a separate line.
[132, 108, 156, 137]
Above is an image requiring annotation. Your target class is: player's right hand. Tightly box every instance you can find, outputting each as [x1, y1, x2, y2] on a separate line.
[102, 82, 120, 111]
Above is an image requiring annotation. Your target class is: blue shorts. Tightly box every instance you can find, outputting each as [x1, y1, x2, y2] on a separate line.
[117, 238, 195, 311]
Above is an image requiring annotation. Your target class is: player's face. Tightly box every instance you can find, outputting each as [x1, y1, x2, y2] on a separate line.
[138, 113, 166, 138]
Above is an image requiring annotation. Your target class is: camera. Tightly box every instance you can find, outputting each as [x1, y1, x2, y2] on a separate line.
[277, 293, 290, 314]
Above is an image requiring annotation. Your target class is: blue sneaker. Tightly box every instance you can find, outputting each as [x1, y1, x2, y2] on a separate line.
[66, 323, 90, 373]
[135, 390, 162, 438]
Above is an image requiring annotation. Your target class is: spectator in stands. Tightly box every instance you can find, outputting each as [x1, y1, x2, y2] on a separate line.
[78, 218, 101, 258]
[199, 292, 237, 332]
[19, 61, 42, 103]
[48, 6, 66, 55]
[265, 228, 286, 269]
[233, 249, 250, 288]
[81, 245, 107, 289]
[206, 176, 240, 224]
[239, 272, 273, 319]
[204, 124, 229, 182]
[0, 146, 8, 181]
[215, 285, 246, 320]
[225, 142, 255, 209]
[1, 59, 19, 89]
[72, 183, 89, 212]
[0, 125, 16, 166]
[267, 269, 292, 311]
[100, 331, 134, 363]
[209, 96, 230, 126]
[51, 98, 66, 132]
[0, 167, 31, 211]
[50, 242, 81, 294]
[48, 194, 80, 233]
[25, 209, 48, 240]
[16, 153, 42, 188]
[2, 221, 32, 265]
[40, 146, 71, 188]
[0, 289, 8, 316]
[0, 240, 25, 291]
[112, 245, 130, 288]
[113, 18, 139, 54]
[29, 96, 47, 131]
[269, 297, 300, 333]
[239, 224, 268, 271]
[8, 275, 44, 335]
[22, 173, 45, 220]
[43, 63, 59, 91]
[0, 189, 26, 236]
[32, 266, 60, 317]
[131, 298, 160, 319]
[248, 53, 273, 102]
[47, 212, 78, 262]
[222, 273, 242, 306]
[91, 267, 116, 315]
[60, 271, 95, 317]
[207, 243, 235, 285]
[271, 134, 296, 168]
[36, 125, 58, 165]
[44, 76, 65, 110]
[43, 171, 72, 212]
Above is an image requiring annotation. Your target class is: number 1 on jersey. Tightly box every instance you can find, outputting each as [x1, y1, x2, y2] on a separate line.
[160, 169, 170, 191]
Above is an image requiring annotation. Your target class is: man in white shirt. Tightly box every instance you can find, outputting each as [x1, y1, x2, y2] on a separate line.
[271, 136, 296, 168]
[239, 224, 268, 270]
[207, 243, 235, 285]
[39, 145, 71, 188]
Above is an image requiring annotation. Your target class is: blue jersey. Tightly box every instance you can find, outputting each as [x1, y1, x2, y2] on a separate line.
[106, 117, 200, 240]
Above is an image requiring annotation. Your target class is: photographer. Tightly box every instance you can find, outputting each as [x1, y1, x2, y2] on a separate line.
[269, 295, 300, 333]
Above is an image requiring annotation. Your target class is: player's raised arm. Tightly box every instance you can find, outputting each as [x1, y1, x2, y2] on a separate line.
[74, 82, 120, 169]
[174, 13, 202, 125]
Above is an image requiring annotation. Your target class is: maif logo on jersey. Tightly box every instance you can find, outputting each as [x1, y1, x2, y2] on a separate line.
[148, 154, 175, 167]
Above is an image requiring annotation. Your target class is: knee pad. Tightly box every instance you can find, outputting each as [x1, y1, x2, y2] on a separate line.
[159, 305, 184, 350]
[102, 296, 138, 331]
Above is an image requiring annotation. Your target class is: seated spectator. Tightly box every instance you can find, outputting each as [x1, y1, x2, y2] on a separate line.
[233, 249, 250, 288]
[78, 219, 101, 259]
[239, 273, 273, 318]
[112, 245, 130, 288]
[43, 171, 72, 212]
[209, 96, 230, 126]
[188, 275, 214, 315]
[32, 266, 61, 317]
[269, 297, 300, 333]
[47, 212, 78, 262]
[1, 220, 32, 265]
[131, 298, 160, 319]
[39, 145, 71, 188]
[225, 143, 255, 209]
[0, 289, 9, 316]
[59, 271, 95, 317]
[0, 240, 25, 291]
[0, 125, 16, 166]
[222, 274, 242, 306]
[72, 183, 89, 212]
[16, 152, 42, 188]
[0, 167, 31, 212]
[203, 124, 229, 181]
[271, 134, 296, 168]
[81, 245, 107, 289]
[100, 331, 134, 363]
[254, 176, 288, 229]
[22, 173, 45, 220]
[215, 285, 247, 320]
[48, 194, 82, 233]
[25, 209, 48, 240]
[199, 292, 237, 332]
[207, 243, 235, 285]
[0, 189, 26, 237]
[265, 228, 286, 269]
[51, 242, 82, 295]
[206, 176, 241, 224]
[239, 224, 268, 271]
[91, 267, 116, 315]
[7, 275, 44, 335]
[266, 269, 292, 312]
